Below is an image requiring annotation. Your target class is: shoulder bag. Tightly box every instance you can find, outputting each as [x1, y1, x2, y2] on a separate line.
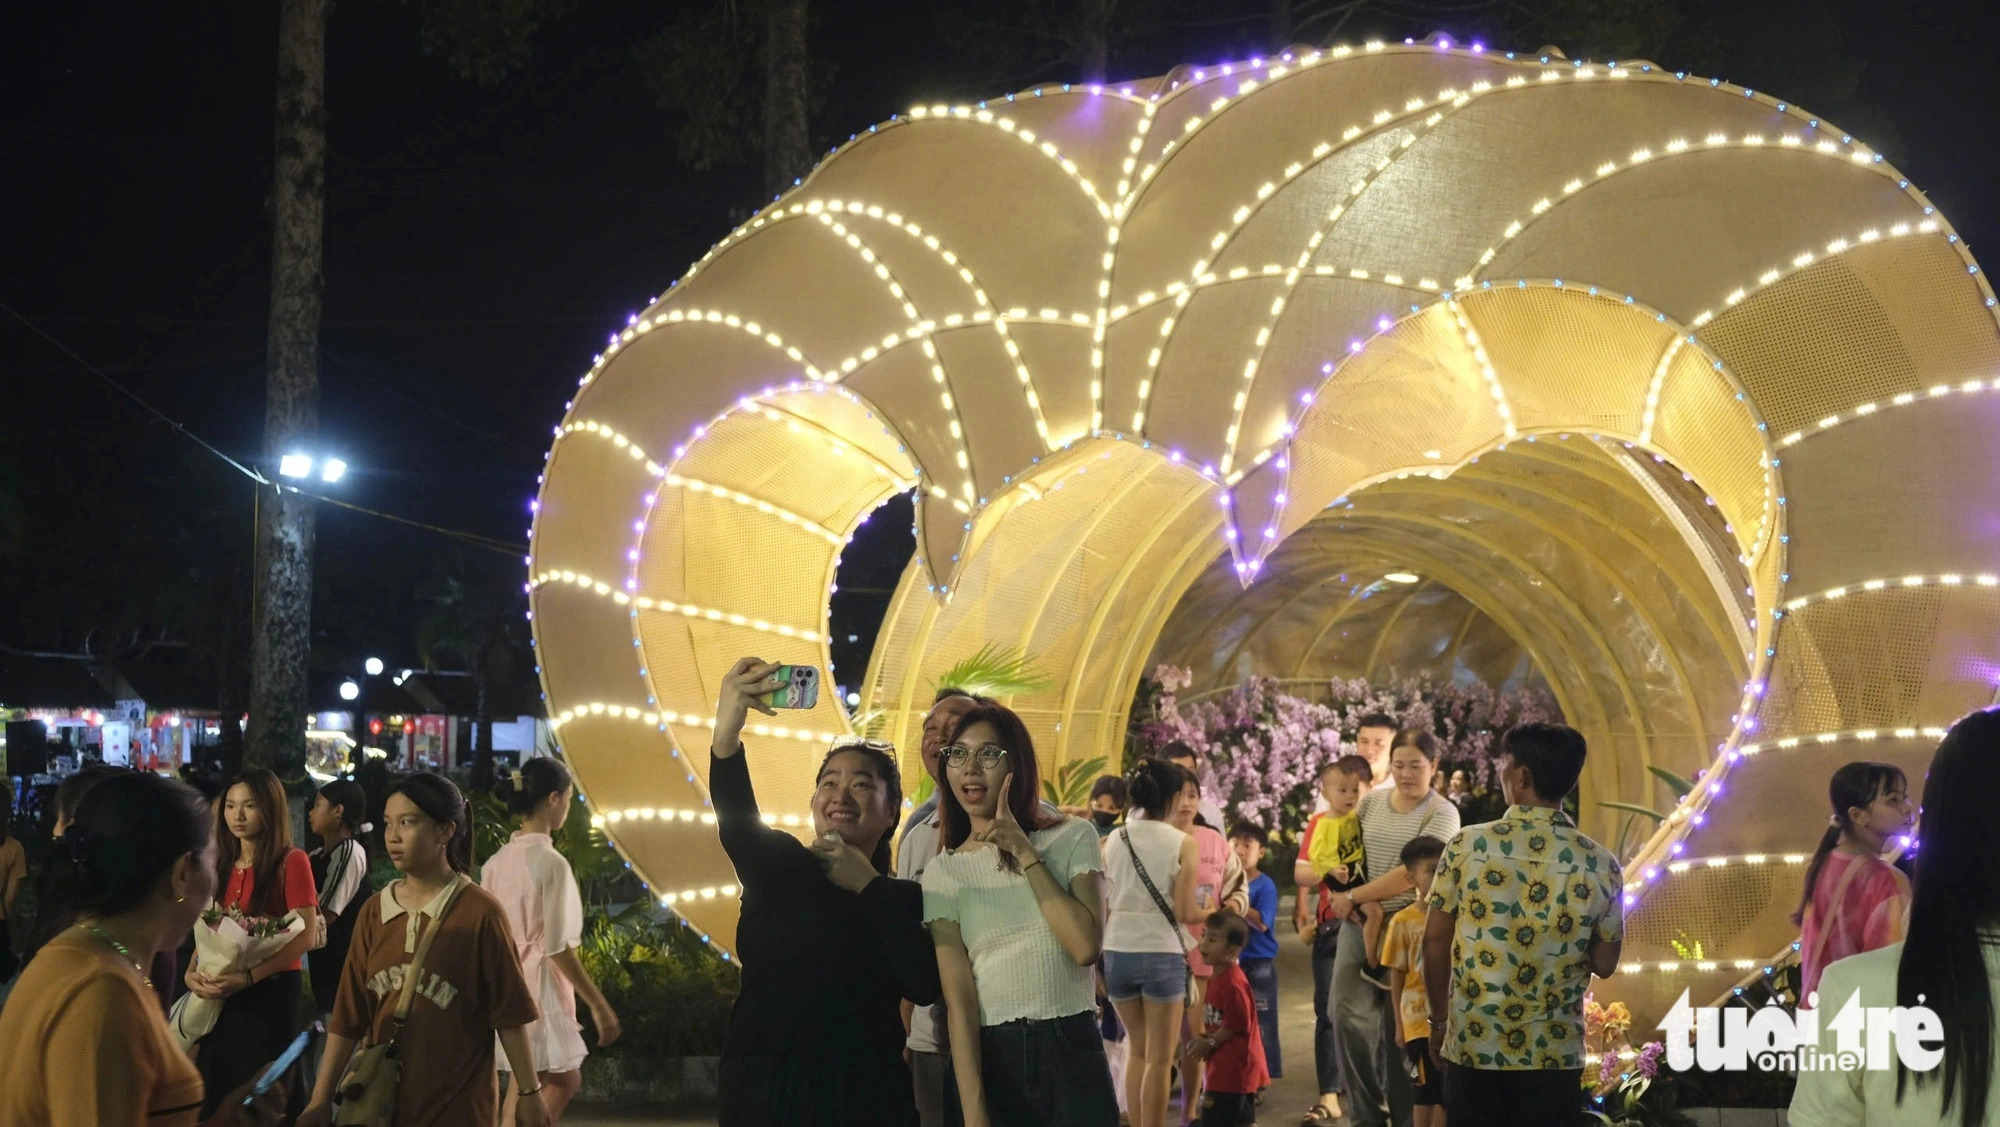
[334, 877, 466, 1127]
[1119, 826, 1196, 1006]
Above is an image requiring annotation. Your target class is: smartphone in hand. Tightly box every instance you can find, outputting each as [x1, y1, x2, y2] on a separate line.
[762, 665, 821, 710]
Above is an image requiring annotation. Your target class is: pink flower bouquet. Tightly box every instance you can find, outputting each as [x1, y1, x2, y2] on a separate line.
[167, 904, 305, 1050]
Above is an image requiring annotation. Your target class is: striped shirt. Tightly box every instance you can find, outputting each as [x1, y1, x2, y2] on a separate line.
[1357, 788, 1460, 914]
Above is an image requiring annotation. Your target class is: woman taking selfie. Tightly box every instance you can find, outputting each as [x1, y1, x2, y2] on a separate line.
[708, 657, 941, 1127]
[486, 756, 623, 1125]
[0, 772, 286, 1125]
[299, 773, 549, 1127]
[190, 769, 319, 1118]
[924, 701, 1120, 1127]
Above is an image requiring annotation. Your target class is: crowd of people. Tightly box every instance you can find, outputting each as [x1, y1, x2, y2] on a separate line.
[0, 651, 1993, 1127]
[0, 753, 621, 1125]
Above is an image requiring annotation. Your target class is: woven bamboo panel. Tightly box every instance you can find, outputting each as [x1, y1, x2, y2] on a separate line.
[526, 46, 1998, 1005]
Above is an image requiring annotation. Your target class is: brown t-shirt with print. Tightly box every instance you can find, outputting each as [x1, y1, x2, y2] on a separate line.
[329, 878, 539, 1126]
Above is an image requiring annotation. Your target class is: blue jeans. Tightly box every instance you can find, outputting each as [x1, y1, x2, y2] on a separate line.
[1240, 957, 1282, 1079]
[943, 1011, 1120, 1127]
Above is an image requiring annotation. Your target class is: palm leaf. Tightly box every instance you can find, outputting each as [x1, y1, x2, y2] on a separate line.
[1042, 756, 1109, 808]
[1598, 801, 1666, 823]
[1647, 766, 1695, 798]
[932, 643, 1053, 699]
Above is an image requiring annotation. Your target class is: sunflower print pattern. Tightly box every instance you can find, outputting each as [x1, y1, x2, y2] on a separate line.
[1427, 805, 1623, 1070]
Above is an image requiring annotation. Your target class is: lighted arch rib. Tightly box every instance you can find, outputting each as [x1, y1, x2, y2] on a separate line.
[1464, 130, 1887, 284]
[583, 305, 827, 387]
[554, 419, 668, 476]
[1691, 219, 1949, 329]
[683, 197, 1064, 461]
[810, 213, 981, 494]
[1128, 94, 1471, 438]
[549, 703, 843, 747]
[529, 570, 828, 643]
[1737, 725, 1956, 757]
[904, 103, 1115, 221]
[1780, 572, 2000, 613]
[1638, 335, 1687, 445]
[550, 421, 847, 544]
[1778, 376, 1997, 447]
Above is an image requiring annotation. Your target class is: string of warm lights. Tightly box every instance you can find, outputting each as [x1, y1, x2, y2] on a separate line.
[1779, 378, 1997, 447]
[1781, 573, 1999, 613]
[1467, 130, 1893, 284]
[905, 103, 1114, 221]
[1737, 725, 1955, 757]
[550, 701, 845, 745]
[1692, 219, 1949, 330]
[529, 570, 830, 642]
[1637, 335, 1687, 446]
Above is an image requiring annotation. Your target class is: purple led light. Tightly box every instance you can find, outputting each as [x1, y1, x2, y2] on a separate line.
[1623, 893, 1636, 907]
[627, 549, 639, 562]
[1169, 450, 1183, 463]
[1263, 527, 1276, 538]
[624, 579, 637, 591]
[1471, 42, 1485, 53]
[1218, 493, 1233, 507]
[1349, 339, 1364, 353]
[1437, 37, 1451, 49]
[1275, 492, 1288, 503]
[1377, 316, 1392, 332]
[631, 521, 644, 533]
[1671, 842, 1685, 855]
[529, 499, 539, 513]
[1224, 528, 1238, 540]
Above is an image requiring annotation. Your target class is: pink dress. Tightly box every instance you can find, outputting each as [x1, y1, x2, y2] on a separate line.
[1799, 850, 1909, 1003]
[1185, 825, 1230, 977]
[481, 831, 588, 1073]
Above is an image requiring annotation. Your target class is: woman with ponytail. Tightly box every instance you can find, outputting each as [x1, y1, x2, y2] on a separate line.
[708, 657, 941, 1126]
[306, 779, 371, 1019]
[1792, 709, 2000, 1126]
[1101, 757, 1205, 1127]
[1793, 760, 1916, 1002]
[0, 772, 287, 1125]
[484, 756, 622, 1125]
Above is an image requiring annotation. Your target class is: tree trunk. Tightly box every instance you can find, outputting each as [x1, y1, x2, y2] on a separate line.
[1078, 0, 1113, 83]
[245, 0, 328, 773]
[470, 650, 495, 792]
[761, 0, 812, 199]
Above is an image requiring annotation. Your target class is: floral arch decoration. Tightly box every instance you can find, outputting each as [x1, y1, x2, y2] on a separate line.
[528, 37, 2000, 1025]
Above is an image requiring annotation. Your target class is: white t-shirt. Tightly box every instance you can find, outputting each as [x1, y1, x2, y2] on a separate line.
[922, 816, 1103, 1025]
[1101, 820, 1191, 955]
[481, 832, 588, 1073]
[1356, 788, 1460, 914]
[1791, 940, 2000, 1126]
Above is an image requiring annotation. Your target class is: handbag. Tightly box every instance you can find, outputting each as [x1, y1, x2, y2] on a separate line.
[1119, 827, 1196, 1006]
[333, 878, 465, 1126]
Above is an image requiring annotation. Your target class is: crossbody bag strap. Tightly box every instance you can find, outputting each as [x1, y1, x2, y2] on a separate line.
[1804, 853, 1868, 984]
[391, 877, 466, 1029]
[1120, 828, 1190, 958]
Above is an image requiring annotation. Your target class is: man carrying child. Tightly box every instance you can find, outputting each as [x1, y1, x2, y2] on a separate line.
[1423, 722, 1624, 1126]
[1189, 909, 1269, 1126]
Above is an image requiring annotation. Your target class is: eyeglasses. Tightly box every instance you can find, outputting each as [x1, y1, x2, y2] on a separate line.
[941, 743, 1009, 769]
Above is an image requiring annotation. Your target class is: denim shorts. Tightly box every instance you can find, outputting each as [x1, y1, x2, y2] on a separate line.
[1102, 950, 1188, 1003]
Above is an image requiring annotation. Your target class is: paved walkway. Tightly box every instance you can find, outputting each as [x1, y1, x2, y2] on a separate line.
[567, 897, 1368, 1126]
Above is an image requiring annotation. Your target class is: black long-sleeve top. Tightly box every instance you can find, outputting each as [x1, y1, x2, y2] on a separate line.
[712, 749, 940, 1071]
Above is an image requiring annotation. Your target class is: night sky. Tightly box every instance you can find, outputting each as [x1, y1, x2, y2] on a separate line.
[4, 0, 1997, 683]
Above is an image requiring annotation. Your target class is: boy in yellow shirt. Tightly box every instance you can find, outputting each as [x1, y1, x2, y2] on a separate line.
[1380, 834, 1448, 1127]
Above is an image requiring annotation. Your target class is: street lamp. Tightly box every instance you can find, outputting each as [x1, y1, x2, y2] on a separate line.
[364, 657, 384, 676]
[277, 452, 347, 482]
[339, 680, 360, 701]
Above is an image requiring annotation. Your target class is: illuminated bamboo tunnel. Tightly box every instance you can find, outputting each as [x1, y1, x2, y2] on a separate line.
[528, 41, 2000, 1020]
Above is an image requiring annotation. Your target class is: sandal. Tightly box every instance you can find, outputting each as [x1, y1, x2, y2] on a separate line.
[1300, 1104, 1337, 1125]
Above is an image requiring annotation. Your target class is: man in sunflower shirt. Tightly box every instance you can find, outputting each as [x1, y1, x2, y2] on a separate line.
[1421, 723, 1623, 1125]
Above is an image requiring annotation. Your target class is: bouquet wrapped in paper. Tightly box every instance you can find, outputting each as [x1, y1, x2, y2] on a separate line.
[168, 905, 305, 1050]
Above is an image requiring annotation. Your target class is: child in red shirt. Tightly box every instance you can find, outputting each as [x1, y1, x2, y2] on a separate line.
[1189, 909, 1269, 1126]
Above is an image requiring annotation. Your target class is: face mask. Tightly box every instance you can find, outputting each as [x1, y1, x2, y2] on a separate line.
[1091, 810, 1118, 829]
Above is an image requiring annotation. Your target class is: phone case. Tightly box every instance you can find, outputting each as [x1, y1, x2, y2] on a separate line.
[765, 665, 821, 710]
